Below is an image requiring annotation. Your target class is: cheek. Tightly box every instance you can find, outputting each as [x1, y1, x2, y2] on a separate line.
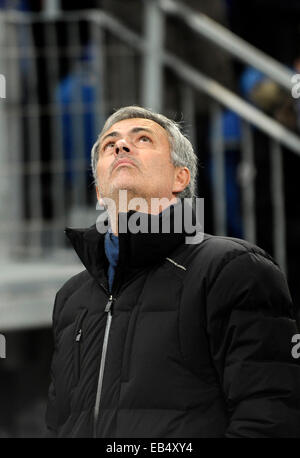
[154, 157, 174, 180]
[96, 158, 110, 180]
[148, 154, 169, 172]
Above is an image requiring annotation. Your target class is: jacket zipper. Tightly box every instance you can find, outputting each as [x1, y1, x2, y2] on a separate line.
[93, 294, 114, 437]
[92, 268, 150, 436]
[73, 308, 88, 386]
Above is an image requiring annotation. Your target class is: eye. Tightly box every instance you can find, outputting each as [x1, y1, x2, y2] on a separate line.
[102, 141, 115, 151]
[139, 135, 151, 143]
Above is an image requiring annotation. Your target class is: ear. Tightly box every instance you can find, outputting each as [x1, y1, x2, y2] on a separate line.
[172, 167, 190, 194]
[96, 184, 105, 207]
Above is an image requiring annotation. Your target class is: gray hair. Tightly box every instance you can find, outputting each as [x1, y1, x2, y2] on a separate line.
[91, 105, 198, 198]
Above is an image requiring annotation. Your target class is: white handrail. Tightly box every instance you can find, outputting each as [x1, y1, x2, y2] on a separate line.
[162, 53, 300, 156]
[159, 0, 294, 91]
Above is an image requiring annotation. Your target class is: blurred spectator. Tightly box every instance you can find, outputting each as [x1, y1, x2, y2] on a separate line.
[207, 109, 243, 238]
[292, 57, 300, 132]
[241, 67, 298, 132]
[56, 44, 99, 192]
[0, 0, 29, 10]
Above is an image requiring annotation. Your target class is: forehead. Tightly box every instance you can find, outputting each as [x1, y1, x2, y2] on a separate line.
[101, 117, 169, 140]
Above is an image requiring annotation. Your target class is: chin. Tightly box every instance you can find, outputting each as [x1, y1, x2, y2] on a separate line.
[109, 183, 140, 198]
[113, 177, 140, 191]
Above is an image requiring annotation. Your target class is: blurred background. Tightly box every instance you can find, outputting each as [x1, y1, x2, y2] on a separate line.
[0, 0, 300, 437]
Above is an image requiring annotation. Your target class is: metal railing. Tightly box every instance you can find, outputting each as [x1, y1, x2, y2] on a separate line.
[159, 0, 294, 91]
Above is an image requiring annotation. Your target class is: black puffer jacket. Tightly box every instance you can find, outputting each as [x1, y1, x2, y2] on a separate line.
[46, 208, 300, 437]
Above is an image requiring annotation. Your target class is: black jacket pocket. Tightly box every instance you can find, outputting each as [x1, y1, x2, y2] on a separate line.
[73, 308, 88, 386]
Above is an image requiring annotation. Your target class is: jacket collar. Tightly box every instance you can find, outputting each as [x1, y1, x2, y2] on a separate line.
[65, 198, 198, 286]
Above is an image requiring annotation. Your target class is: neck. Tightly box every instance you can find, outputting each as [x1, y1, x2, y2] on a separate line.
[102, 191, 179, 235]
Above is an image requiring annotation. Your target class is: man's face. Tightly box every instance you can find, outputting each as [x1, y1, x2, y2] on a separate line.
[96, 118, 185, 204]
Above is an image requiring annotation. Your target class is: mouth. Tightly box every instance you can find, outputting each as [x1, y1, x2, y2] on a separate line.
[112, 160, 136, 171]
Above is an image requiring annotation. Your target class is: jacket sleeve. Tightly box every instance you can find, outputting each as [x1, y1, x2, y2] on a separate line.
[45, 293, 60, 437]
[206, 250, 300, 437]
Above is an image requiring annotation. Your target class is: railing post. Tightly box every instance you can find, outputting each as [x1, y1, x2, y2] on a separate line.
[210, 102, 226, 236]
[43, 0, 61, 17]
[240, 121, 256, 243]
[91, 18, 106, 131]
[0, 13, 10, 257]
[66, 20, 88, 216]
[5, 17, 24, 256]
[26, 22, 43, 255]
[270, 140, 287, 274]
[181, 84, 196, 149]
[43, 19, 66, 248]
[142, 0, 164, 111]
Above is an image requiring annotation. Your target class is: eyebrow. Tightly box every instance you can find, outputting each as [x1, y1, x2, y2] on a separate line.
[100, 127, 154, 146]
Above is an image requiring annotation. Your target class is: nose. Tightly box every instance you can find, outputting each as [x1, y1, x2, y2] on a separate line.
[115, 139, 130, 155]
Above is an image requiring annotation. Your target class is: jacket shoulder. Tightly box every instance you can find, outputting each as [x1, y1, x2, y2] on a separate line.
[200, 235, 295, 315]
[196, 234, 280, 291]
[57, 269, 91, 297]
[202, 233, 275, 263]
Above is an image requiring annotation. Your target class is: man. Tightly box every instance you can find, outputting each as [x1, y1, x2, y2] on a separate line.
[46, 106, 300, 437]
